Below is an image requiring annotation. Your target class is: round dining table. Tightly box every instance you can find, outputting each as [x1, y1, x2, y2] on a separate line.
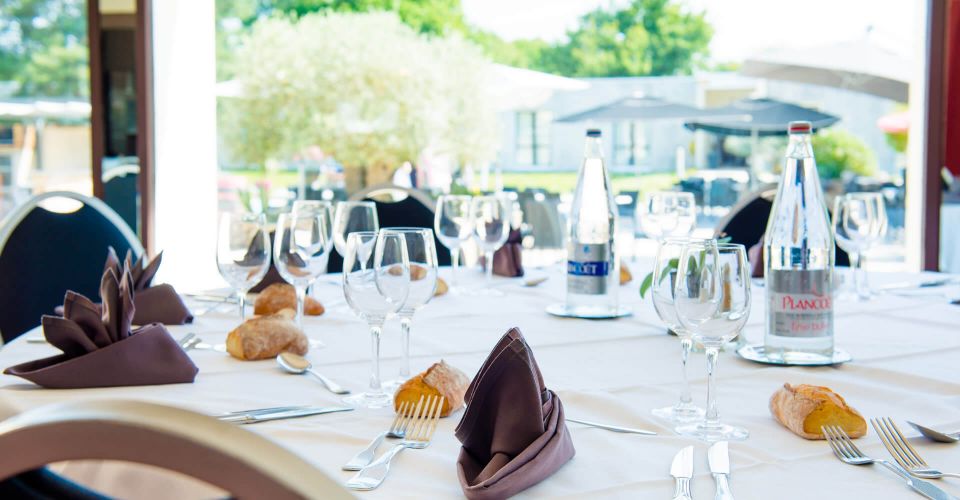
[1, 262, 959, 499]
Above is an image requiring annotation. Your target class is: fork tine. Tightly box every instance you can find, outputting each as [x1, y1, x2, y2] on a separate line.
[829, 425, 862, 459]
[422, 396, 444, 442]
[406, 395, 429, 440]
[886, 418, 928, 467]
[872, 418, 913, 469]
[389, 401, 410, 434]
[400, 396, 425, 435]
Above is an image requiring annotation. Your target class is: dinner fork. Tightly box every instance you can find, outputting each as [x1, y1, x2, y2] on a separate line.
[341, 400, 414, 471]
[346, 395, 444, 491]
[822, 425, 957, 499]
[872, 417, 960, 480]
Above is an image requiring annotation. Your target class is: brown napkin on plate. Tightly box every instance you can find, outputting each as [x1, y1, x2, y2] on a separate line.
[454, 328, 574, 499]
[481, 228, 524, 278]
[5, 267, 198, 388]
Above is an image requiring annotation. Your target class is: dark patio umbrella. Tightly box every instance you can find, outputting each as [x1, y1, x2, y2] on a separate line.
[557, 95, 718, 122]
[682, 97, 840, 137]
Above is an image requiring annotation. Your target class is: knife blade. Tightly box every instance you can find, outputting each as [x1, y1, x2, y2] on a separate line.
[708, 441, 734, 500]
[215, 405, 312, 418]
[219, 406, 353, 424]
[670, 446, 693, 500]
[905, 474, 958, 500]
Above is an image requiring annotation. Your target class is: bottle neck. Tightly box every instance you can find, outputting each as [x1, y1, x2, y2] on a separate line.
[786, 133, 813, 159]
[583, 137, 603, 159]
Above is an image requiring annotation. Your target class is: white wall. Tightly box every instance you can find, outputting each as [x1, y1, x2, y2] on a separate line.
[151, 0, 221, 290]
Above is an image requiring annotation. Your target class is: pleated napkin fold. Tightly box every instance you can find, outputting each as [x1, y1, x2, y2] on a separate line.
[481, 229, 525, 278]
[6, 267, 198, 388]
[454, 328, 574, 499]
[104, 247, 193, 325]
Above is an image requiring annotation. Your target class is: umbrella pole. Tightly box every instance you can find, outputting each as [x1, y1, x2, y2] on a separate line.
[749, 128, 760, 190]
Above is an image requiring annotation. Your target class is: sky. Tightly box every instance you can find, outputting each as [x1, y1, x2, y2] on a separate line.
[461, 0, 919, 62]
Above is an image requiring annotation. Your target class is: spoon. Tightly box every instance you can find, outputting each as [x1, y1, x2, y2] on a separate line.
[908, 421, 960, 443]
[276, 352, 350, 395]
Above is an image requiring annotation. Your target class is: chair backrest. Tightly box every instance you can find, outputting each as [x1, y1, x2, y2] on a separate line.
[102, 166, 140, 234]
[327, 185, 448, 272]
[714, 188, 849, 266]
[0, 192, 143, 343]
[0, 400, 352, 499]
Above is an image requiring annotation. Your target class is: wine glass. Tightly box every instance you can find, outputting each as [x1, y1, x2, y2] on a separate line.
[381, 228, 438, 389]
[471, 195, 511, 295]
[274, 212, 331, 329]
[342, 231, 410, 408]
[833, 193, 880, 301]
[216, 212, 271, 320]
[650, 237, 707, 423]
[333, 201, 380, 259]
[292, 200, 334, 292]
[434, 194, 473, 290]
[674, 241, 751, 442]
[638, 192, 696, 240]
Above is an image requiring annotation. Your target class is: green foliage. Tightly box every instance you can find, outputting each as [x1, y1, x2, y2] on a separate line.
[884, 131, 908, 154]
[811, 129, 878, 180]
[0, 0, 88, 97]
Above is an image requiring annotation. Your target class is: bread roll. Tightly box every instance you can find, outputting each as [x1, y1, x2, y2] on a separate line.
[434, 277, 449, 296]
[226, 309, 309, 361]
[254, 283, 324, 316]
[394, 360, 469, 417]
[770, 383, 867, 439]
[620, 261, 632, 285]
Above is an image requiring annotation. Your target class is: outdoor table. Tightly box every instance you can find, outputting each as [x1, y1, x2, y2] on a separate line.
[1, 263, 959, 499]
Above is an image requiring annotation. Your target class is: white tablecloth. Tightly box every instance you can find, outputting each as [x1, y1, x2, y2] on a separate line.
[2, 264, 960, 499]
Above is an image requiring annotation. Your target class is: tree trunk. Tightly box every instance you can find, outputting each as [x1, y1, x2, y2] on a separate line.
[365, 162, 394, 187]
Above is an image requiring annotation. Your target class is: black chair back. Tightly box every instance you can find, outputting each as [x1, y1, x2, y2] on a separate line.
[0, 193, 141, 342]
[102, 167, 139, 234]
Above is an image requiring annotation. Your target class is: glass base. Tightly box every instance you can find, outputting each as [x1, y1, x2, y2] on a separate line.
[343, 391, 392, 409]
[675, 421, 749, 442]
[651, 404, 705, 424]
[308, 338, 325, 349]
[381, 377, 408, 394]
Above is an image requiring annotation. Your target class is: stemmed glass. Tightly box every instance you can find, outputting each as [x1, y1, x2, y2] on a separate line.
[434, 195, 473, 290]
[834, 193, 886, 300]
[216, 212, 271, 320]
[333, 201, 380, 261]
[638, 191, 696, 240]
[382, 228, 439, 389]
[650, 237, 707, 423]
[342, 231, 410, 408]
[471, 195, 511, 296]
[292, 200, 334, 290]
[674, 241, 751, 442]
[274, 212, 332, 329]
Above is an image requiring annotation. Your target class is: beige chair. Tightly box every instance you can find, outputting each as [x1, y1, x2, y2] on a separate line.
[0, 400, 353, 499]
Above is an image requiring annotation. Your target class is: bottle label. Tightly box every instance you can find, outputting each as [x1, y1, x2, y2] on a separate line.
[567, 243, 610, 295]
[767, 269, 833, 337]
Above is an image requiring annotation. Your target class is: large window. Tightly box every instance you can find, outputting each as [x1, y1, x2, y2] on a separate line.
[515, 111, 552, 166]
[612, 121, 647, 167]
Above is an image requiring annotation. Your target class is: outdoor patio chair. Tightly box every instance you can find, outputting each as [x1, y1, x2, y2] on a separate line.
[519, 191, 564, 249]
[0, 192, 143, 344]
[678, 178, 705, 208]
[0, 400, 351, 499]
[102, 165, 140, 234]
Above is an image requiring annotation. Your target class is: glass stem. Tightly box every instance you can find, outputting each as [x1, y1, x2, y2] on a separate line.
[704, 347, 721, 430]
[295, 285, 306, 329]
[485, 251, 494, 287]
[451, 249, 460, 286]
[238, 289, 246, 321]
[678, 337, 693, 407]
[399, 315, 412, 380]
[857, 251, 870, 298]
[851, 252, 865, 299]
[369, 323, 383, 394]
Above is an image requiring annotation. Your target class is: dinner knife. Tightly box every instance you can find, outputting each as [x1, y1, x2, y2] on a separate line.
[671, 446, 694, 500]
[218, 406, 353, 424]
[708, 441, 734, 500]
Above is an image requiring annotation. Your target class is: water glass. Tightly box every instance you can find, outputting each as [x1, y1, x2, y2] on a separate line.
[833, 193, 884, 300]
[471, 195, 511, 295]
[674, 241, 751, 442]
[434, 195, 473, 289]
[650, 237, 707, 423]
[638, 191, 696, 240]
[274, 212, 331, 328]
[342, 231, 410, 408]
[216, 213, 271, 320]
[333, 201, 380, 258]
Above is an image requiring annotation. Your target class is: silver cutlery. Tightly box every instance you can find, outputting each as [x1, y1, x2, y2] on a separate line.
[25, 335, 48, 344]
[872, 418, 960, 479]
[276, 352, 350, 395]
[215, 405, 312, 418]
[183, 293, 240, 304]
[879, 278, 956, 292]
[909, 421, 960, 443]
[346, 395, 444, 491]
[217, 406, 353, 424]
[566, 417, 656, 435]
[822, 425, 957, 500]
[178, 333, 197, 350]
[708, 441, 734, 500]
[522, 276, 549, 287]
[342, 400, 413, 471]
[670, 445, 694, 500]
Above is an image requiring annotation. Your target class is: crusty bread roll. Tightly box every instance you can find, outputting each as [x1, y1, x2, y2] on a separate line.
[770, 383, 867, 439]
[226, 309, 309, 361]
[254, 283, 324, 316]
[434, 277, 449, 296]
[620, 261, 632, 285]
[394, 360, 469, 417]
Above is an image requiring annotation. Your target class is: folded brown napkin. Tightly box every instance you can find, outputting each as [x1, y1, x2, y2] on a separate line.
[455, 328, 574, 499]
[481, 229, 524, 278]
[6, 267, 198, 388]
[105, 248, 193, 325]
